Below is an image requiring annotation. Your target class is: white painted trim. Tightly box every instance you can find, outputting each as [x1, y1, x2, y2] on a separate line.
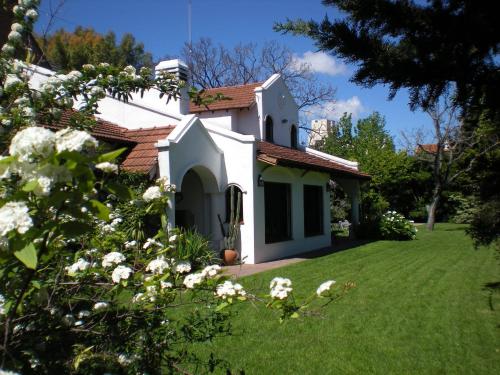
[259, 73, 281, 90]
[157, 115, 223, 154]
[204, 123, 256, 143]
[305, 147, 359, 170]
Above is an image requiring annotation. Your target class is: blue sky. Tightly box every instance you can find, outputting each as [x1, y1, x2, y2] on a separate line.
[34, 0, 432, 144]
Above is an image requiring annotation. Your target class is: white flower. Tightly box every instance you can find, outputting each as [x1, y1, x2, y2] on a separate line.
[0, 201, 33, 236]
[25, 8, 38, 19]
[62, 314, 75, 326]
[1, 44, 15, 55]
[95, 162, 118, 173]
[65, 258, 91, 277]
[124, 240, 136, 249]
[111, 265, 133, 283]
[143, 238, 161, 249]
[143, 186, 162, 202]
[77, 310, 91, 319]
[269, 277, 293, 300]
[201, 265, 221, 278]
[0, 294, 6, 315]
[215, 281, 246, 299]
[183, 273, 204, 289]
[168, 234, 178, 243]
[145, 256, 169, 275]
[102, 252, 126, 268]
[10, 23, 23, 32]
[132, 293, 145, 303]
[0, 368, 20, 375]
[160, 281, 173, 289]
[117, 353, 132, 366]
[7, 31, 22, 42]
[9, 127, 55, 162]
[55, 128, 98, 153]
[316, 280, 336, 297]
[93, 302, 109, 311]
[175, 261, 191, 274]
[32, 175, 53, 196]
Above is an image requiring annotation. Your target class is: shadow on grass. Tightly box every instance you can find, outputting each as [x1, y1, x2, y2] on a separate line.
[483, 281, 500, 311]
[285, 238, 376, 261]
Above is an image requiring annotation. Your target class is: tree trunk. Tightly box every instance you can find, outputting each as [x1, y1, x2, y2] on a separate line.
[426, 194, 440, 231]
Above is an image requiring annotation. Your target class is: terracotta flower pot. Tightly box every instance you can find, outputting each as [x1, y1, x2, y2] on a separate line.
[222, 249, 238, 265]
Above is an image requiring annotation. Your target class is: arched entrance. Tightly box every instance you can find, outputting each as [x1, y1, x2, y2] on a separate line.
[175, 166, 220, 238]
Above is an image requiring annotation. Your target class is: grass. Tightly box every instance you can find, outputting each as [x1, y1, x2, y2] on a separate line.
[195, 224, 500, 374]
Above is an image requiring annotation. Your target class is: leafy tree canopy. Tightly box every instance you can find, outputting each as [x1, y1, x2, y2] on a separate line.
[38, 26, 154, 72]
[275, 0, 500, 120]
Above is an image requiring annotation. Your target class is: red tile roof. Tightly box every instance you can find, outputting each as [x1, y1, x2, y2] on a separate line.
[416, 143, 438, 154]
[121, 126, 176, 173]
[189, 82, 262, 113]
[256, 141, 370, 180]
[40, 110, 134, 144]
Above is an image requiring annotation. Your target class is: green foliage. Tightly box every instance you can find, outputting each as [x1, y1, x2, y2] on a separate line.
[223, 186, 241, 250]
[379, 211, 417, 241]
[275, 0, 499, 119]
[173, 228, 218, 269]
[467, 199, 500, 248]
[38, 27, 154, 72]
[317, 112, 429, 219]
[448, 193, 479, 224]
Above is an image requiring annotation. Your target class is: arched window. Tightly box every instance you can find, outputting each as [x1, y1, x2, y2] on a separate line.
[291, 125, 298, 149]
[225, 185, 244, 223]
[265, 115, 274, 142]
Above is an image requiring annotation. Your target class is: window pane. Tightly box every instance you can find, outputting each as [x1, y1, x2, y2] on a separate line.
[264, 182, 291, 243]
[304, 185, 324, 237]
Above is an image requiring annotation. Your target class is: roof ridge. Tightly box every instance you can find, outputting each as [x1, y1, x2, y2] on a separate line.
[198, 81, 264, 91]
[125, 125, 176, 133]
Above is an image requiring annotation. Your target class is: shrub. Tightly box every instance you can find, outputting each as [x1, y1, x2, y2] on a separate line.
[173, 228, 218, 268]
[379, 211, 417, 240]
[466, 199, 500, 247]
[448, 193, 480, 224]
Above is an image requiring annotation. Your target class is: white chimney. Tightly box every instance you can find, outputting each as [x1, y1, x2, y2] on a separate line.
[155, 59, 189, 115]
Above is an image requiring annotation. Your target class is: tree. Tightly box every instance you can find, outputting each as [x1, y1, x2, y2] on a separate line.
[404, 95, 499, 230]
[275, 0, 499, 121]
[276, 0, 500, 241]
[38, 27, 154, 72]
[179, 38, 336, 117]
[317, 112, 427, 221]
[0, 4, 348, 373]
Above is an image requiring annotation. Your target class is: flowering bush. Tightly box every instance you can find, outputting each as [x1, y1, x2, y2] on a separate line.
[0, 2, 354, 373]
[379, 211, 417, 240]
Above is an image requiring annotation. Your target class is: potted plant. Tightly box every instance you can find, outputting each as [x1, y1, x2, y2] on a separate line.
[218, 186, 242, 265]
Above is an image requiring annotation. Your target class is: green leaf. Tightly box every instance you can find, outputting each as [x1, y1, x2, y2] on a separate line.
[89, 199, 110, 221]
[14, 243, 37, 270]
[97, 147, 127, 163]
[106, 181, 132, 200]
[290, 312, 300, 319]
[22, 180, 39, 192]
[215, 302, 229, 311]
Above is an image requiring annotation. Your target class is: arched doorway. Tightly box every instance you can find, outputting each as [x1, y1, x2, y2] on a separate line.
[175, 166, 219, 238]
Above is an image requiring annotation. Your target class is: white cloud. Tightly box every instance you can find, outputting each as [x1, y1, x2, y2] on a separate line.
[292, 51, 347, 76]
[305, 96, 365, 121]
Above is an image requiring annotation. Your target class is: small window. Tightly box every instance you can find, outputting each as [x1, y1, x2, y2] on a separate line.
[291, 125, 298, 149]
[265, 116, 274, 142]
[265, 182, 292, 243]
[225, 185, 243, 223]
[304, 185, 324, 237]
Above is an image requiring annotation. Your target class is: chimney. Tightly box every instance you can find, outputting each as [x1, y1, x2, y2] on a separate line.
[155, 59, 189, 115]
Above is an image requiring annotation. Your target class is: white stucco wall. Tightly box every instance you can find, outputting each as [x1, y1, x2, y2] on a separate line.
[197, 110, 235, 131]
[252, 163, 331, 263]
[255, 75, 299, 147]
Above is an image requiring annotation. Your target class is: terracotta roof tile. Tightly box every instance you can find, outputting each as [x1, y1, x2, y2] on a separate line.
[189, 82, 262, 113]
[256, 141, 370, 180]
[416, 143, 438, 154]
[121, 126, 176, 173]
[40, 110, 134, 144]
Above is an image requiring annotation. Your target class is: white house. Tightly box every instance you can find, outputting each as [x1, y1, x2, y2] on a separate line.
[29, 60, 369, 264]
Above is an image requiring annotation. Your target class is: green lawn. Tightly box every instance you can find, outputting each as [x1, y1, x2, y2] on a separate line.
[197, 224, 500, 374]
